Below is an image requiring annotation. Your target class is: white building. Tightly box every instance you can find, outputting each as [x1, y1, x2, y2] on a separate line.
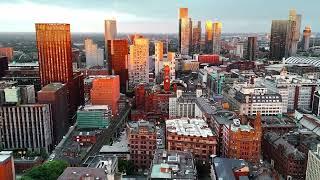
[306, 144, 320, 180]
[129, 38, 149, 86]
[85, 38, 104, 68]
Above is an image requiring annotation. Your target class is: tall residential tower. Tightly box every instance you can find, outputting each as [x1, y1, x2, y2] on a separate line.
[213, 21, 222, 54]
[178, 8, 192, 55]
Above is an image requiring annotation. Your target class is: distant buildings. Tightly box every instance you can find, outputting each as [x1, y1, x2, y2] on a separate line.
[0, 151, 15, 180]
[0, 47, 13, 61]
[222, 115, 262, 164]
[149, 150, 197, 179]
[212, 21, 222, 54]
[154, 41, 164, 77]
[77, 105, 111, 129]
[127, 120, 157, 170]
[0, 56, 8, 78]
[129, 37, 149, 86]
[247, 37, 257, 61]
[303, 26, 312, 51]
[192, 21, 201, 54]
[166, 118, 217, 161]
[108, 39, 129, 93]
[0, 104, 53, 152]
[84, 38, 104, 68]
[105, 19, 117, 65]
[178, 8, 192, 55]
[90, 76, 120, 115]
[306, 144, 320, 180]
[205, 20, 213, 54]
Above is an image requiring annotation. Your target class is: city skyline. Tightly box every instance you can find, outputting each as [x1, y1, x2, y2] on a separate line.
[0, 0, 319, 33]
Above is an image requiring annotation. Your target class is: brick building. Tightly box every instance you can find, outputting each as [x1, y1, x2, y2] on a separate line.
[0, 151, 15, 180]
[222, 114, 262, 164]
[127, 120, 156, 170]
[166, 118, 217, 161]
[0, 47, 13, 61]
[90, 75, 120, 115]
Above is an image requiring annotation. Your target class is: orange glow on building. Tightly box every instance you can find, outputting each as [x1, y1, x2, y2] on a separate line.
[213, 21, 222, 54]
[222, 114, 262, 164]
[0, 151, 15, 180]
[179, 8, 188, 19]
[205, 20, 213, 41]
[0, 47, 13, 61]
[163, 65, 170, 91]
[167, 52, 175, 62]
[90, 76, 120, 115]
[108, 39, 128, 92]
[35, 23, 73, 87]
[155, 41, 164, 62]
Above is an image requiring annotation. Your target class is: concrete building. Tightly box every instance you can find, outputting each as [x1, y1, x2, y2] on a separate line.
[222, 115, 262, 164]
[178, 8, 192, 55]
[77, 105, 111, 129]
[0, 104, 53, 152]
[306, 144, 320, 180]
[302, 26, 312, 51]
[105, 19, 117, 65]
[192, 21, 201, 54]
[166, 118, 217, 161]
[212, 21, 222, 54]
[127, 120, 157, 170]
[38, 83, 69, 144]
[149, 149, 197, 179]
[154, 41, 164, 77]
[84, 38, 104, 68]
[288, 9, 302, 56]
[129, 37, 149, 86]
[0, 151, 15, 180]
[247, 37, 257, 61]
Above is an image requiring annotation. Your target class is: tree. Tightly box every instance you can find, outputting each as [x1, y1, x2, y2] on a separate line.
[22, 160, 68, 180]
[118, 159, 135, 175]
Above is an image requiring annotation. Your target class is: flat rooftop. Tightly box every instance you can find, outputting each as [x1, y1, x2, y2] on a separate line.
[166, 118, 214, 137]
[213, 157, 249, 180]
[100, 131, 128, 154]
[58, 167, 107, 180]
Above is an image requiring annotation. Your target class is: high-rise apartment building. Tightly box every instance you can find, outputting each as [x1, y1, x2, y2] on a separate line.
[35, 23, 73, 86]
[154, 41, 164, 77]
[289, 9, 302, 56]
[269, 20, 293, 60]
[303, 26, 312, 51]
[178, 8, 192, 55]
[213, 21, 222, 54]
[247, 37, 257, 61]
[105, 20, 117, 68]
[192, 21, 201, 54]
[85, 38, 104, 68]
[0, 104, 53, 152]
[306, 144, 320, 180]
[0, 47, 13, 61]
[108, 39, 129, 93]
[129, 37, 149, 86]
[205, 20, 213, 54]
[90, 76, 120, 115]
[37, 83, 69, 144]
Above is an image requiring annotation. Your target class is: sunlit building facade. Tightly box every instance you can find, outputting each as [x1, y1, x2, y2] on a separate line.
[129, 38, 149, 86]
[192, 21, 201, 54]
[85, 38, 104, 68]
[0, 47, 13, 61]
[154, 41, 164, 77]
[178, 8, 192, 55]
[205, 20, 213, 54]
[105, 19, 117, 67]
[303, 26, 312, 51]
[289, 9, 302, 56]
[213, 21, 222, 54]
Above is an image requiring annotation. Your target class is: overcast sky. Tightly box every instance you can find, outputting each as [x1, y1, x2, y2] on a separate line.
[0, 0, 319, 33]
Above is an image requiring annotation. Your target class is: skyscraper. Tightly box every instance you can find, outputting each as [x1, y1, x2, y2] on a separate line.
[247, 37, 257, 61]
[303, 26, 312, 51]
[205, 20, 213, 54]
[35, 23, 73, 86]
[178, 8, 192, 55]
[192, 21, 201, 54]
[269, 20, 293, 60]
[108, 39, 129, 93]
[289, 9, 302, 56]
[85, 38, 104, 68]
[105, 20, 117, 69]
[129, 37, 149, 86]
[213, 21, 222, 54]
[154, 41, 164, 77]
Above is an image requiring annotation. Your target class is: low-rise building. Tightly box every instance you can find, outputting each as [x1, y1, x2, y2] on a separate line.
[0, 151, 15, 180]
[166, 118, 217, 161]
[149, 149, 197, 179]
[211, 157, 250, 180]
[77, 105, 111, 129]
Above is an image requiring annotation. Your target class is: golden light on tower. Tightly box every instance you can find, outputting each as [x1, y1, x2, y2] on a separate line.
[205, 20, 213, 41]
[179, 8, 188, 19]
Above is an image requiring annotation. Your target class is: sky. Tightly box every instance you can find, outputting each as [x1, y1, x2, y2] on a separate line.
[0, 0, 319, 33]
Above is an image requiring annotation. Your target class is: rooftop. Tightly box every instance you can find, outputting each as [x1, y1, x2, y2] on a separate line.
[128, 120, 156, 134]
[166, 118, 214, 137]
[100, 131, 129, 154]
[58, 167, 108, 180]
[40, 83, 65, 91]
[150, 149, 196, 179]
[79, 105, 111, 111]
[196, 97, 216, 115]
[213, 157, 249, 180]
[212, 110, 237, 125]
